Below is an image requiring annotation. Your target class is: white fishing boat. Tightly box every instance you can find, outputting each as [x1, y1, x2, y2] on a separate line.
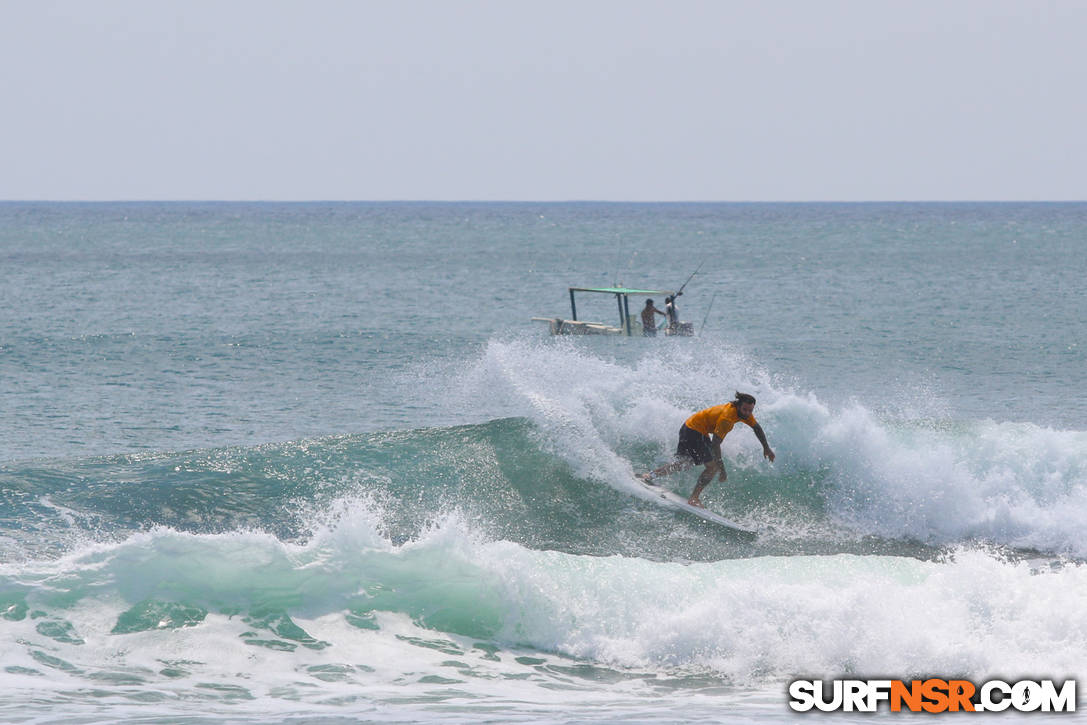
[532, 286, 695, 336]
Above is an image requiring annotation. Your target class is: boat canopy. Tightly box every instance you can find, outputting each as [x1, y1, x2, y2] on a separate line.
[532, 284, 691, 336]
[565, 286, 678, 336]
[568, 286, 674, 296]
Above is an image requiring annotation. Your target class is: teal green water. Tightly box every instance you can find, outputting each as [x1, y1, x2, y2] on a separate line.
[0, 202, 1084, 722]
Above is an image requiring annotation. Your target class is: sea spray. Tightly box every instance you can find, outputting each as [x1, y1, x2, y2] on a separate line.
[441, 339, 1087, 556]
[3, 509, 1085, 704]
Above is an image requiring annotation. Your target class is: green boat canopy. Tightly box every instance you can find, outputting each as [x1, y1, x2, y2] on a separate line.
[568, 286, 675, 296]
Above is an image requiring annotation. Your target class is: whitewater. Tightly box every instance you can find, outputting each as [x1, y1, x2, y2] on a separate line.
[1, 202, 1084, 722]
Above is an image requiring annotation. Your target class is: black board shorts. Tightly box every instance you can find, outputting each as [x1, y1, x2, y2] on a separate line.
[675, 424, 713, 465]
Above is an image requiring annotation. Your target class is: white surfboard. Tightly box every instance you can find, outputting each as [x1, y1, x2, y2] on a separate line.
[634, 477, 757, 535]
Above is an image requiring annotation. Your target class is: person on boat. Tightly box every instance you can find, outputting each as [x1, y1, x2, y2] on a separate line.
[639, 392, 775, 507]
[641, 299, 667, 337]
[664, 294, 680, 333]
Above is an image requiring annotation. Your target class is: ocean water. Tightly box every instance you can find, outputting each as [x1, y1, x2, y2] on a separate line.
[1, 201, 1085, 723]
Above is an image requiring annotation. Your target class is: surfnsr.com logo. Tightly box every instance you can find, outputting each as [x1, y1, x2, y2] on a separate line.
[789, 679, 1077, 713]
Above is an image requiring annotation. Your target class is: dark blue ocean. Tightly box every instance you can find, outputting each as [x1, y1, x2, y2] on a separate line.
[1, 202, 1084, 723]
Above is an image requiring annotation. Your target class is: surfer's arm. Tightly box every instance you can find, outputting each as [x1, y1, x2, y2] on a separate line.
[751, 424, 775, 463]
[708, 436, 727, 480]
[708, 435, 724, 461]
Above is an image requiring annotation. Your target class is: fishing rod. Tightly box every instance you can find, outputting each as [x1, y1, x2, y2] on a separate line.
[699, 292, 718, 335]
[674, 259, 705, 298]
[612, 237, 624, 287]
[614, 245, 639, 288]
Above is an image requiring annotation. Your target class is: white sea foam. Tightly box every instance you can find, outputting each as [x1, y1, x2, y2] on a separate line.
[7, 336, 1084, 721]
[3, 509, 1084, 719]
[452, 338, 1087, 555]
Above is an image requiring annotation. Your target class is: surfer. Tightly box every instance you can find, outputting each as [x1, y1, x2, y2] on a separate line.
[639, 392, 775, 507]
[641, 299, 667, 336]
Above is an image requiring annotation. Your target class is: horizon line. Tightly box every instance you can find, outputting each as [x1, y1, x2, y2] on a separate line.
[2, 199, 1086, 204]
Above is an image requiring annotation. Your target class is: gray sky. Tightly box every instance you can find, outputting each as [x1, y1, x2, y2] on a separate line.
[2, 0, 1085, 201]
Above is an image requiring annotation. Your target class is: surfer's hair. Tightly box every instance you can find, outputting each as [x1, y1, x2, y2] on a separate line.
[734, 392, 756, 406]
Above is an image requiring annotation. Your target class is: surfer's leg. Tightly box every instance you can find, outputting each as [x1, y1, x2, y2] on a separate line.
[641, 458, 692, 482]
[647, 425, 707, 483]
[687, 461, 721, 507]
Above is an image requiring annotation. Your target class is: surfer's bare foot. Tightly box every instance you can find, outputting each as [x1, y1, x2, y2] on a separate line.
[638, 472, 654, 484]
[687, 497, 703, 508]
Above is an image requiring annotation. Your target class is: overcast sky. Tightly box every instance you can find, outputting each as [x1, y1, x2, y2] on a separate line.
[2, 0, 1085, 201]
